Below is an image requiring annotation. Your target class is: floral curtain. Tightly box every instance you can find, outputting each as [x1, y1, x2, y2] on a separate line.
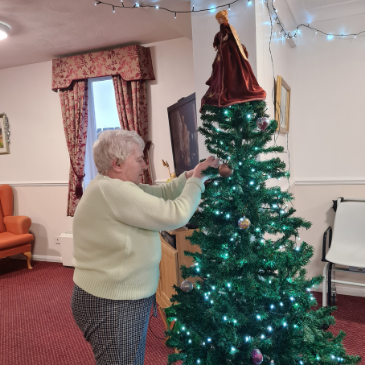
[52, 45, 155, 91]
[112, 76, 152, 185]
[59, 81, 88, 217]
[53, 45, 155, 214]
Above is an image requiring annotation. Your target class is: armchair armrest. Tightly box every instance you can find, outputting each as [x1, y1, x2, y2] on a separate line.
[4, 216, 32, 235]
[322, 226, 332, 262]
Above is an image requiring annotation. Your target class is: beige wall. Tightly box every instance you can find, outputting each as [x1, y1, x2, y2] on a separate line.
[255, 3, 365, 296]
[289, 13, 365, 296]
[0, 61, 72, 261]
[144, 37, 195, 182]
[291, 13, 365, 181]
[255, 0, 296, 190]
[0, 37, 195, 260]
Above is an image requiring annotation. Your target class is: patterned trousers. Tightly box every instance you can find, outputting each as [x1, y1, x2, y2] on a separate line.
[71, 284, 156, 365]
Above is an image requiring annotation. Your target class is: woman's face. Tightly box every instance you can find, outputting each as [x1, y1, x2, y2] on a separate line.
[119, 144, 148, 184]
[217, 17, 225, 25]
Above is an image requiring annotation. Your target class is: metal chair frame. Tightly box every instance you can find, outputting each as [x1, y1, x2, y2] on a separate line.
[321, 198, 365, 307]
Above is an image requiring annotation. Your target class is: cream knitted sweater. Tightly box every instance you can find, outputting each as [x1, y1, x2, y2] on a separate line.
[72, 172, 205, 300]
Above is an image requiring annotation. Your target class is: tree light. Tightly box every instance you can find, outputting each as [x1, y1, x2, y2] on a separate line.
[256, 315, 261, 320]
[207, 338, 212, 342]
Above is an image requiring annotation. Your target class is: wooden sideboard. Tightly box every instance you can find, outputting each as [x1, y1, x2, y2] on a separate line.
[156, 229, 201, 308]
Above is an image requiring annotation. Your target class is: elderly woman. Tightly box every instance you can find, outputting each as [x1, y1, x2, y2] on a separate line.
[71, 129, 219, 365]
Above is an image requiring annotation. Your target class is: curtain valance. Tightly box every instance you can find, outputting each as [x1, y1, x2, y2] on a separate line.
[52, 45, 155, 91]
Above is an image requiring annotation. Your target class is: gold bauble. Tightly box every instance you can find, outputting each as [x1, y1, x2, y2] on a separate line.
[218, 163, 233, 178]
[238, 216, 251, 230]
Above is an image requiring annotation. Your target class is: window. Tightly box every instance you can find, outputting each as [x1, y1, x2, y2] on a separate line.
[84, 77, 120, 189]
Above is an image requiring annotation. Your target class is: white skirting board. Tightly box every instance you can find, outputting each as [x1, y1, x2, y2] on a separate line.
[312, 283, 365, 298]
[11, 254, 63, 263]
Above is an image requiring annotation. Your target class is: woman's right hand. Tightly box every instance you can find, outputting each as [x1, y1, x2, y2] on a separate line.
[193, 156, 220, 182]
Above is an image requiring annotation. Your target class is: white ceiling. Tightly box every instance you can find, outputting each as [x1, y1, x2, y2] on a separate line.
[286, 0, 365, 25]
[0, 0, 192, 70]
[1, 0, 364, 70]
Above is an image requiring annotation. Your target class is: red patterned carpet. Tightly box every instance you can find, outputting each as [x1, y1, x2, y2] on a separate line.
[0, 260, 364, 364]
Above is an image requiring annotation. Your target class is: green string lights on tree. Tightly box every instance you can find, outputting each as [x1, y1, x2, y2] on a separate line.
[165, 102, 360, 365]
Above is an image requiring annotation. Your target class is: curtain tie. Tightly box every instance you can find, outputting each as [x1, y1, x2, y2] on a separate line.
[70, 158, 85, 199]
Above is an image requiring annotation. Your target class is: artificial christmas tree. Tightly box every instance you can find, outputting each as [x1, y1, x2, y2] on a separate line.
[165, 102, 360, 365]
[164, 10, 360, 365]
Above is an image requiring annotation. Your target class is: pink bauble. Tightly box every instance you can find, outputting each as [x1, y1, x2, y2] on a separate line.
[256, 117, 269, 131]
[180, 280, 193, 293]
[251, 349, 263, 365]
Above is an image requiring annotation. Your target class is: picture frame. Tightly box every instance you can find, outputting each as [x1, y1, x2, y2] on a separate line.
[275, 76, 291, 134]
[167, 93, 199, 177]
[0, 113, 10, 154]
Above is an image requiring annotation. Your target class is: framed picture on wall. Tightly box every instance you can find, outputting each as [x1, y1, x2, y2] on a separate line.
[275, 76, 291, 134]
[0, 113, 10, 154]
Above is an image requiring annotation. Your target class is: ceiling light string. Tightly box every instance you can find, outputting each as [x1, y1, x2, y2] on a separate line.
[265, 0, 365, 40]
[94, 0, 252, 17]
[293, 23, 365, 40]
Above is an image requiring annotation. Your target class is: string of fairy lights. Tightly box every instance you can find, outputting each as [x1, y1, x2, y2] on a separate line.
[94, 0, 365, 41]
[94, 0, 252, 18]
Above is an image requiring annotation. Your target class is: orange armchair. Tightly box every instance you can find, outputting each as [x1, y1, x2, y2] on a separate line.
[0, 185, 34, 269]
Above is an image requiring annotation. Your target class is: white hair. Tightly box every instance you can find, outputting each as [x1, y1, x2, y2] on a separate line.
[93, 129, 145, 175]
